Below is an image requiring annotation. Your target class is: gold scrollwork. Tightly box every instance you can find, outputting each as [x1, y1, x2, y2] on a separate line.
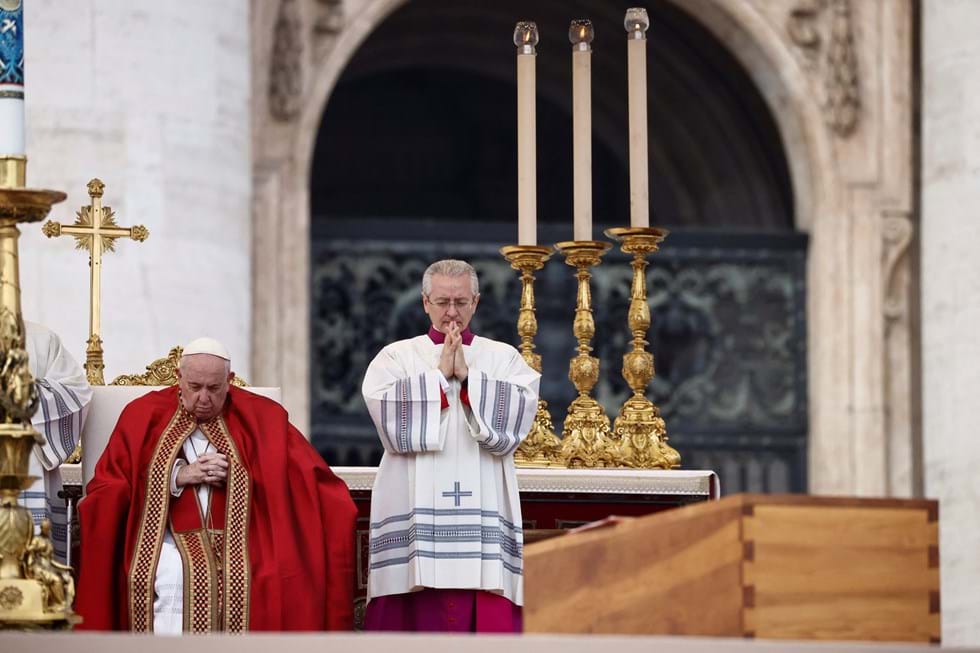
[111, 346, 249, 387]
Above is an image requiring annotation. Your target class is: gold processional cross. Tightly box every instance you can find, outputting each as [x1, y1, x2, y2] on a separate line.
[42, 178, 149, 386]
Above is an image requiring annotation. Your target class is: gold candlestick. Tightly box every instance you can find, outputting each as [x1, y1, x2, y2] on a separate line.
[501, 245, 563, 467]
[605, 227, 680, 469]
[0, 155, 78, 629]
[555, 240, 614, 468]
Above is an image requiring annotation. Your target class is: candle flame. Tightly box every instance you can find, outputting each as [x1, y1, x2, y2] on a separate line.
[514, 21, 539, 49]
[568, 20, 594, 46]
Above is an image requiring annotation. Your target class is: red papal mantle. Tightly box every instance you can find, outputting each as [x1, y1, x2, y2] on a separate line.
[334, 467, 720, 622]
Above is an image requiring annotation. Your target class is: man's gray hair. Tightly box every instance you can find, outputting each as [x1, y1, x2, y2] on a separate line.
[422, 259, 480, 296]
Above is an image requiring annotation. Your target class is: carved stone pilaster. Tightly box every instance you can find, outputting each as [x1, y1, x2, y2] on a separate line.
[269, 0, 304, 122]
[787, 0, 861, 137]
[881, 209, 916, 496]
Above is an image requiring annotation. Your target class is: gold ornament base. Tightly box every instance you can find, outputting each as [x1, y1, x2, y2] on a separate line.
[611, 395, 680, 469]
[0, 579, 78, 630]
[516, 400, 563, 468]
[560, 395, 614, 468]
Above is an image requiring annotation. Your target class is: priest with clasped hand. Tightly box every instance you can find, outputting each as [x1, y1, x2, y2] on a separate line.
[362, 259, 541, 632]
[76, 337, 357, 633]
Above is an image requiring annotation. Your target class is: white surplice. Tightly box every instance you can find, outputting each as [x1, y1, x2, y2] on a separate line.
[21, 322, 93, 562]
[362, 334, 540, 606]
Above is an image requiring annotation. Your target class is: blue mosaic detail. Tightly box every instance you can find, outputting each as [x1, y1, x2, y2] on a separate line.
[0, 1, 24, 86]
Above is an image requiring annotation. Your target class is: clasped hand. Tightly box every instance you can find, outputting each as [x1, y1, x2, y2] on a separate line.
[437, 323, 468, 382]
[176, 452, 229, 488]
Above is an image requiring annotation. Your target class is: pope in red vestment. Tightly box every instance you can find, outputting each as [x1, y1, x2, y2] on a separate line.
[76, 340, 357, 633]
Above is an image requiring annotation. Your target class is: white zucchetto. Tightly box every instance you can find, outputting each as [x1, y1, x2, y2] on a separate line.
[181, 337, 231, 361]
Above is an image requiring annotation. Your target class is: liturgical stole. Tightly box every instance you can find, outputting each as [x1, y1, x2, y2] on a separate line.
[127, 408, 251, 633]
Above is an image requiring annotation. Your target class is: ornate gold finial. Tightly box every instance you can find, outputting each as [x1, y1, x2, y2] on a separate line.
[130, 224, 150, 242]
[86, 178, 105, 198]
[555, 240, 615, 468]
[605, 227, 680, 469]
[41, 179, 149, 386]
[501, 245, 563, 467]
[40, 221, 60, 238]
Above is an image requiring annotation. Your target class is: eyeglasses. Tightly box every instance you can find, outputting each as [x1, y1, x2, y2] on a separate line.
[427, 296, 475, 310]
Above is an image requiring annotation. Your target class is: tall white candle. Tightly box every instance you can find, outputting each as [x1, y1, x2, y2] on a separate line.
[515, 22, 539, 247]
[570, 20, 594, 242]
[626, 8, 650, 228]
[0, 1, 25, 155]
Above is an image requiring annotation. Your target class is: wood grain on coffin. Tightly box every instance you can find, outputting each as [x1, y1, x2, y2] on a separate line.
[743, 596, 940, 642]
[524, 500, 744, 635]
[742, 503, 940, 642]
[743, 504, 938, 548]
[524, 494, 941, 642]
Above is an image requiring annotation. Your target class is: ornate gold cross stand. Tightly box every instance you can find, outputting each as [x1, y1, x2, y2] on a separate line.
[605, 227, 680, 469]
[0, 155, 77, 628]
[555, 240, 614, 468]
[42, 179, 149, 386]
[501, 245, 562, 467]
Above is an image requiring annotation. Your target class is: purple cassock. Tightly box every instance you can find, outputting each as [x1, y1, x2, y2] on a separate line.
[364, 588, 522, 633]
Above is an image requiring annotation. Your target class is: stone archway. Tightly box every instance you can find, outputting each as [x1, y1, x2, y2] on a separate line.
[251, 0, 916, 497]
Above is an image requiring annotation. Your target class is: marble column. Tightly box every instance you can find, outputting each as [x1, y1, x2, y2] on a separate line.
[922, 0, 980, 644]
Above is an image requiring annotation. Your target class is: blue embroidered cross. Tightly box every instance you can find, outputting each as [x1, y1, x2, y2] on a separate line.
[441, 481, 473, 507]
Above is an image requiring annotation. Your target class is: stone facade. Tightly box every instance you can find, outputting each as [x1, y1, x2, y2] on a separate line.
[21, 0, 253, 380]
[922, 0, 980, 644]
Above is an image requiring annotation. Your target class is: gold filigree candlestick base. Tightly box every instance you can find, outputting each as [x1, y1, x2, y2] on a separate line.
[605, 227, 680, 469]
[555, 240, 615, 468]
[500, 245, 563, 467]
[0, 156, 77, 629]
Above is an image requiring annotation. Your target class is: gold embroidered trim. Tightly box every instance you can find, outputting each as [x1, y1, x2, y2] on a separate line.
[173, 529, 220, 633]
[200, 417, 252, 633]
[127, 408, 197, 632]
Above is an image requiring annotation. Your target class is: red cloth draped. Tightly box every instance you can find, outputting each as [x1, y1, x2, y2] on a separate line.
[76, 386, 357, 631]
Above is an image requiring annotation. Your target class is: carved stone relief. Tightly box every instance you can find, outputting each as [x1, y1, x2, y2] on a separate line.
[882, 210, 914, 329]
[786, 0, 860, 137]
[269, 0, 304, 122]
[314, 0, 345, 36]
[881, 209, 916, 497]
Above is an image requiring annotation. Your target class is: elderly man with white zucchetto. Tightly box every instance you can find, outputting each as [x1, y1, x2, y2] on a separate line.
[76, 337, 357, 633]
